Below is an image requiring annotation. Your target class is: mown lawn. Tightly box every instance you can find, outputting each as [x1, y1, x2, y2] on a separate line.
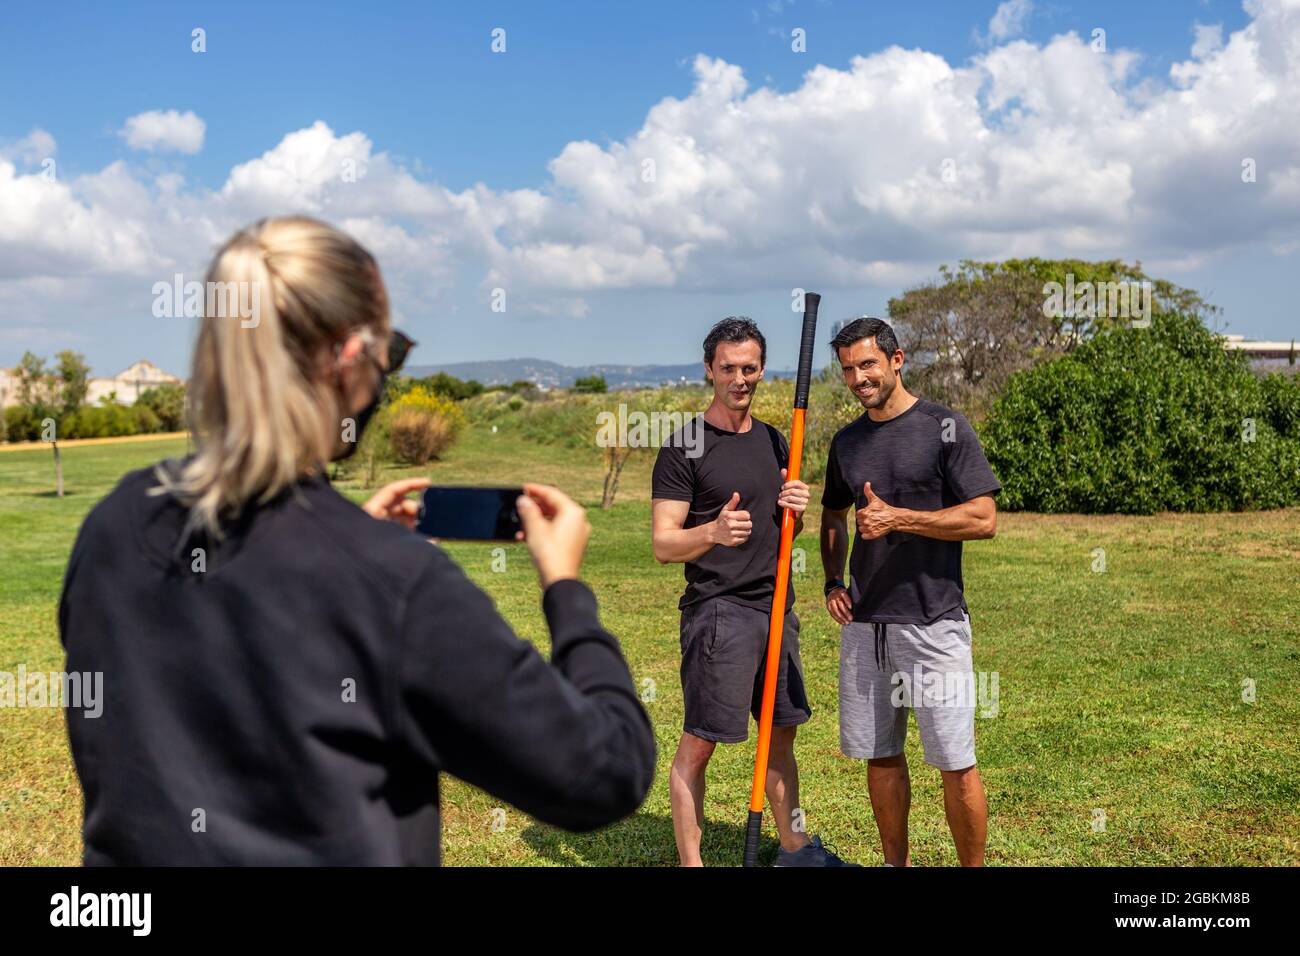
[1, 427, 1297, 865]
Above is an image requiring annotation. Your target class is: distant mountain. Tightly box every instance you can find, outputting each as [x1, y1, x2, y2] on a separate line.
[404, 358, 796, 389]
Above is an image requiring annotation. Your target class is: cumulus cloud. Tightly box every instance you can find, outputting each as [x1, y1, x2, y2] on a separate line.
[988, 0, 1034, 42]
[0, 128, 56, 164]
[1191, 22, 1225, 59]
[120, 109, 206, 154]
[0, 155, 165, 280]
[3, 0, 1300, 329]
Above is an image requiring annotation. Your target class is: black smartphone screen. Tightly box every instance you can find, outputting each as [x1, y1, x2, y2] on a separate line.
[415, 487, 523, 541]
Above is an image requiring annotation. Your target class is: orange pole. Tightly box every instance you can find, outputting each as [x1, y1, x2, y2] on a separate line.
[744, 291, 819, 866]
[747, 405, 805, 819]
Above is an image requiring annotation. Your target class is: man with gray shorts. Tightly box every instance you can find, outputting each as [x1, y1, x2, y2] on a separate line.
[819, 317, 1000, 867]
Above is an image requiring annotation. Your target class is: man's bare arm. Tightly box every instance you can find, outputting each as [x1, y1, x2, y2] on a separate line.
[820, 505, 851, 581]
[651, 499, 715, 564]
[652, 495, 755, 564]
[893, 496, 996, 540]
[819, 504, 854, 625]
[856, 484, 997, 542]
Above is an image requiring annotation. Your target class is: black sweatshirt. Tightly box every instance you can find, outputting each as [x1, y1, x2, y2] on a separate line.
[58, 459, 656, 865]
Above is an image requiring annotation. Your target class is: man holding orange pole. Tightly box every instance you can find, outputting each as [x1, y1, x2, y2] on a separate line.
[652, 317, 851, 867]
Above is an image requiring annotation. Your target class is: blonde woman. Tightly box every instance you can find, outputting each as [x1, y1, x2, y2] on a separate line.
[59, 216, 655, 865]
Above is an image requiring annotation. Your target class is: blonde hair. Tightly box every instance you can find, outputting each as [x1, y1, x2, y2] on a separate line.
[152, 216, 388, 539]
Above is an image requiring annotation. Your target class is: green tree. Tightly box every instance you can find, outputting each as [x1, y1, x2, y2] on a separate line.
[888, 259, 1219, 420]
[572, 374, 607, 394]
[13, 351, 55, 408]
[54, 350, 91, 415]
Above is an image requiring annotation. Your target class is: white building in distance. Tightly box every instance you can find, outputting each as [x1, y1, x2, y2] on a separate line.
[85, 360, 182, 406]
[0, 360, 183, 408]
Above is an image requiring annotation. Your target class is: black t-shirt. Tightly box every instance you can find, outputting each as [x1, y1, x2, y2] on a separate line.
[821, 398, 1000, 625]
[652, 416, 795, 613]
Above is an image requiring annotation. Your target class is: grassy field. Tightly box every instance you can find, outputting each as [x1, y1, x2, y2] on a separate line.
[1, 425, 1298, 866]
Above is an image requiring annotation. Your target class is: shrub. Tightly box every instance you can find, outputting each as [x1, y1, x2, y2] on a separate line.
[385, 386, 465, 464]
[420, 372, 484, 402]
[51, 400, 163, 440]
[389, 386, 466, 431]
[389, 408, 456, 464]
[132, 404, 162, 434]
[136, 383, 187, 431]
[5, 405, 46, 442]
[982, 311, 1300, 513]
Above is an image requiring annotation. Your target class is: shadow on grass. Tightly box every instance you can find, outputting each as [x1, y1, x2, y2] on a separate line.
[31, 490, 83, 498]
[521, 810, 783, 867]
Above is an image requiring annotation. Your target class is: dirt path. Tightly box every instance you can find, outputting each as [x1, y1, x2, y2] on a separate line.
[0, 431, 189, 453]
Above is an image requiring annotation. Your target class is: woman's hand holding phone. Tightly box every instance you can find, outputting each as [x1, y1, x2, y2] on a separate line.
[364, 477, 588, 587]
[362, 477, 431, 530]
[516, 483, 591, 588]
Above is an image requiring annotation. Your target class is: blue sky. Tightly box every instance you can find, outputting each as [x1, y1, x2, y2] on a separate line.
[1, 0, 1293, 378]
[3, 1, 1253, 189]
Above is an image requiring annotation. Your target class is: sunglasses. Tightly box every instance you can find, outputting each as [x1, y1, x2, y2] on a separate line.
[346, 327, 417, 375]
[385, 329, 416, 374]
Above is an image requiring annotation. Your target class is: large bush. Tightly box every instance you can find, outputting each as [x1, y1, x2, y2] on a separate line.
[5, 405, 47, 442]
[384, 386, 465, 464]
[982, 311, 1300, 513]
[58, 402, 161, 439]
[5, 400, 164, 442]
[389, 408, 456, 465]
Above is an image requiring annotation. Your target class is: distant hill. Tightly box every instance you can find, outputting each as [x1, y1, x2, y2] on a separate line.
[404, 358, 796, 389]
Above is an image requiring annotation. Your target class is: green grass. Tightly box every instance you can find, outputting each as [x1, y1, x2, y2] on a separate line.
[2, 429, 1298, 865]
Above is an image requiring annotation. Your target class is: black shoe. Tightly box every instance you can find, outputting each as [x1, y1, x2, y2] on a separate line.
[773, 834, 860, 867]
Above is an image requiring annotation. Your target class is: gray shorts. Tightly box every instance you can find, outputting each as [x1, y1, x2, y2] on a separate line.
[679, 597, 811, 744]
[839, 613, 977, 771]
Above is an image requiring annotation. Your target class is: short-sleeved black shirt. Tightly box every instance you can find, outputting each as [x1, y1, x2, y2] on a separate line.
[652, 416, 795, 613]
[821, 398, 1000, 625]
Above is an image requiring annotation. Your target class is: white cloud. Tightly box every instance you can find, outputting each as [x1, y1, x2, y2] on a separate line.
[0, 129, 56, 164]
[988, 0, 1034, 41]
[1191, 22, 1225, 59]
[0, 157, 164, 280]
[3, 0, 1300, 331]
[120, 110, 206, 154]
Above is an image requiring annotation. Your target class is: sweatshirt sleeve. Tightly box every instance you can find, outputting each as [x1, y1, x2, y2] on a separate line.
[393, 550, 656, 832]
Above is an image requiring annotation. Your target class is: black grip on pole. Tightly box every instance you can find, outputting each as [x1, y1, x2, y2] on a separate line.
[793, 291, 821, 409]
[743, 809, 764, 867]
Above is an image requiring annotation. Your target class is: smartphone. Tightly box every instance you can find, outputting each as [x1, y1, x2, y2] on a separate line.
[415, 486, 524, 541]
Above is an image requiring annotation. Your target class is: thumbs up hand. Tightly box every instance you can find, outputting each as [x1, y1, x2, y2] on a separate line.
[856, 481, 897, 540]
[710, 491, 753, 547]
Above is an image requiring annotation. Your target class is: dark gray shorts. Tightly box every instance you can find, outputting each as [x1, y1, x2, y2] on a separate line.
[678, 597, 811, 744]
